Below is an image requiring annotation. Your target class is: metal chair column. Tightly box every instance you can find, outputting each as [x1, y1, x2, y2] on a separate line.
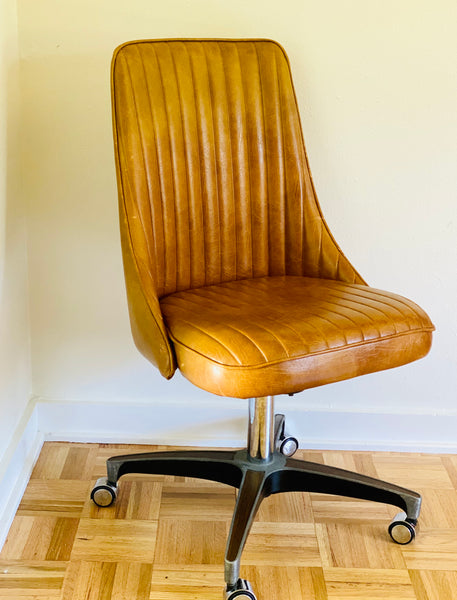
[224, 396, 275, 595]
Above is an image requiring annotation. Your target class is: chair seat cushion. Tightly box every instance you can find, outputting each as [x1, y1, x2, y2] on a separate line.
[160, 276, 434, 398]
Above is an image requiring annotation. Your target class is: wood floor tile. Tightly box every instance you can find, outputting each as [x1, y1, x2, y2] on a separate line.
[153, 520, 226, 566]
[71, 519, 158, 562]
[242, 522, 321, 566]
[149, 566, 223, 600]
[372, 454, 454, 490]
[401, 529, 457, 570]
[418, 489, 457, 528]
[62, 561, 153, 600]
[149, 588, 220, 599]
[158, 485, 235, 521]
[321, 451, 361, 472]
[256, 491, 314, 523]
[298, 450, 326, 464]
[241, 565, 328, 600]
[316, 522, 406, 569]
[60, 445, 99, 481]
[321, 450, 381, 479]
[310, 495, 390, 524]
[441, 456, 457, 489]
[1, 517, 79, 561]
[409, 569, 457, 600]
[324, 568, 416, 599]
[0, 561, 66, 599]
[352, 452, 379, 478]
[31, 444, 71, 480]
[149, 589, 220, 599]
[17, 480, 90, 518]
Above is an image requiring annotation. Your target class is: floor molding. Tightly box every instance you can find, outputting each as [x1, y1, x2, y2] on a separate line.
[36, 397, 457, 453]
[0, 400, 43, 548]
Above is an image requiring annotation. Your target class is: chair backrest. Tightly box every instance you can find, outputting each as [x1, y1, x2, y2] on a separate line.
[112, 39, 361, 297]
[111, 39, 363, 377]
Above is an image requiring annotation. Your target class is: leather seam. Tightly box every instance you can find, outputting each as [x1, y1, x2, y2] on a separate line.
[167, 327, 434, 370]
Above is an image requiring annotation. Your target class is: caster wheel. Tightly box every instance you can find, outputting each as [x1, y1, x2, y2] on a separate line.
[225, 579, 257, 600]
[388, 511, 416, 544]
[274, 415, 299, 457]
[226, 592, 256, 600]
[279, 435, 299, 457]
[91, 477, 118, 507]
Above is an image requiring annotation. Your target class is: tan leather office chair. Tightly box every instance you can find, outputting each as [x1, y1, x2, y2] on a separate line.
[91, 39, 434, 600]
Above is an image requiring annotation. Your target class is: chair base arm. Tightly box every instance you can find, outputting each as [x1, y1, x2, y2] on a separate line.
[96, 442, 421, 590]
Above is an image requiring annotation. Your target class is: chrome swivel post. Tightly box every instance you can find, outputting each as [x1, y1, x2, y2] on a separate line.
[247, 396, 275, 461]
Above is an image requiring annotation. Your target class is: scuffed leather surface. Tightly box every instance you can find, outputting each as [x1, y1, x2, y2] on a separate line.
[112, 39, 434, 391]
[160, 276, 433, 397]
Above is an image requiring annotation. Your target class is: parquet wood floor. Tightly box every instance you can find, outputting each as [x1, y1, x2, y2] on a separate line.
[1, 442, 457, 599]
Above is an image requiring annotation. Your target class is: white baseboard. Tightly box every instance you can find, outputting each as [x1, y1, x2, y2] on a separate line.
[37, 397, 249, 447]
[36, 396, 457, 453]
[1, 395, 457, 550]
[0, 399, 43, 549]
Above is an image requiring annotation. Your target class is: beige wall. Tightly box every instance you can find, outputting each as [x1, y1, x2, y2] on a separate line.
[17, 1, 457, 416]
[0, 0, 31, 460]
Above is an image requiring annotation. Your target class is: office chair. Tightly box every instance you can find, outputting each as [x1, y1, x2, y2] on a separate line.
[91, 39, 434, 600]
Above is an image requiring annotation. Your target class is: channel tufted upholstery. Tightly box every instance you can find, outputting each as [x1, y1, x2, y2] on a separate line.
[112, 38, 434, 396]
[160, 276, 433, 398]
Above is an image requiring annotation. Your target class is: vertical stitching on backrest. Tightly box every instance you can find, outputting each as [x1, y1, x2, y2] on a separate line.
[185, 42, 206, 288]
[273, 46, 287, 276]
[235, 43, 253, 278]
[154, 44, 179, 293]
[137, 45, 166, 294]
[218, 41, 237, 280]
[276, 47, 301, 276]
[254, 42, 270, 275]
[169, 42, 192, 291]
[202, 42, 222, 284]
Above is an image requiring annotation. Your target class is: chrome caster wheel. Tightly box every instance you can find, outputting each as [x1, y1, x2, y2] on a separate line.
[388, 511, 416, 544]
[91, 477, 118, 507]
[225, 579, 257, 600]
[279, 435, 299, 457]
[274, 414, 299, 457]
